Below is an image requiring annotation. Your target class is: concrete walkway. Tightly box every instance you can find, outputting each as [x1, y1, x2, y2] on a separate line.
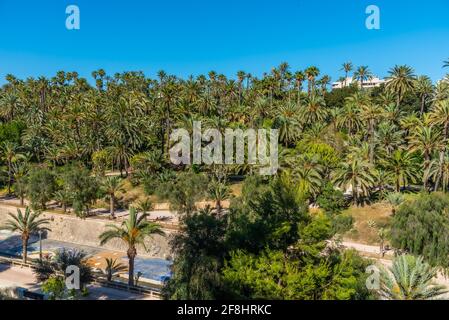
[0, 264, 158, 300]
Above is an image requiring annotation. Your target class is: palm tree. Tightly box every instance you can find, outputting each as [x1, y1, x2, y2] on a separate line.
[385, 65, 416, 107]
[102, 258, 127, 282]
[53, 189, 72, 214]
[0, 207, 50, 263]
[305, 66, 320, 95]
[385, 192, 405, 216]
[102, 176, 125, 219]
[136, 198, 154, 215]
[367, 220, 388, 256]
[99, 207, 165, 286]
[287, 154, 323, 199]
[319, 75, 331, 96]
[409, 125, 443, 189]
[415, 76, 434, 115]
[382, 149, 420, 192]
[294, 71, 305, 104]
[360, 102, 382, 163]
[378, 255, 447, 300]
[1, 142, 25, 195]
[341, 62, 353, 86]
[333, 157, 376, 205]
[274, 103, 302, 146]
[300, 94, 328, 125]
[376, 122, 404, 156]
[428, 154, 449, 192]
[444, 59, 449, 68]
[207, 180, 231, 213]
[236, 70, 246, 104]
[353, 66, 373, 89]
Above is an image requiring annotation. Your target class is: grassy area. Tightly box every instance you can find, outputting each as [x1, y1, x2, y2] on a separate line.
[343, 202, 393, 245]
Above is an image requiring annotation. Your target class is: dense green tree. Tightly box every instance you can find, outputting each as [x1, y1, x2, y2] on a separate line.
[27, 167, 57, 210]
[390, 193, 449, 270]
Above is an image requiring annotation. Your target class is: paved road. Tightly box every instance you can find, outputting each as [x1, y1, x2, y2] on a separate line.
[0, 264, 158, 300]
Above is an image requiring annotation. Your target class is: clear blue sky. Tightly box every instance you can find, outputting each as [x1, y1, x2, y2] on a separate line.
[0, 0, 448, 84]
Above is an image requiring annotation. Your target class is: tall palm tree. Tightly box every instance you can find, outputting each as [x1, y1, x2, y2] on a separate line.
[353, 66, 373, 89]
[305, 66, 320, 95]
[0, 207, 51, 263]
[236, 70, 246, 104]
[300, 94, 328, 125]
[99, 207, 165, 286]
[375, 122, 404, 156]
[415, 76, 434, 115]
[102, 176, 125, 219]
[409, 125, 443, 189]
[274, 103, 302, 146]
[341, 62, 353, 86]
[385, 65, 416, 107]
[333, 157, 376, 205]
[378, 255, 447, 300]
[1, 142, 25, 195]
[382, 149, 420, 192]
[319, 75, 331, 96]
[360, 102, 382, 163]
[294, 71, 305, 104]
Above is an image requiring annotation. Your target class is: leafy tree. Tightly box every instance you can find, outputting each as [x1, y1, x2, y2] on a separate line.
[316, 182, 349, 214]
[27, 167, 57, 210]
[42, 276, 66, 300]
[157, 171, 208, 215]
[59, 164, 100, 218]
[163, 206, 228, 300]
[390, 193, 449, 270]
[13, 177, 27, 206]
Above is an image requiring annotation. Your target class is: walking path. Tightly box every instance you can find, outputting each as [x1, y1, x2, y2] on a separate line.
[0, 264, 158, 300]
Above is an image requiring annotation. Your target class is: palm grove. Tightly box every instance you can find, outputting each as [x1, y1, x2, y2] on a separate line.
[1, 60, 449, 299]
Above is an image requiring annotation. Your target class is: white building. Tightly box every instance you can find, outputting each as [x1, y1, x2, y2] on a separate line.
[332, 76, 386, 90]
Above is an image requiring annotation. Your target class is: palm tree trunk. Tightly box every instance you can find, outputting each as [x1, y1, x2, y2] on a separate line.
[420, 95, 425, 115]
[369, 121, 375, 164]
[127, 247, 136, 287]
[7, 161, 12, 195]
[110, 195, 115, 219]
[22, 237, 28, 263]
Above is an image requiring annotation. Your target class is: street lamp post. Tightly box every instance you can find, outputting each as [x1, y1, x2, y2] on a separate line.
[38, 230, 43, 260]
